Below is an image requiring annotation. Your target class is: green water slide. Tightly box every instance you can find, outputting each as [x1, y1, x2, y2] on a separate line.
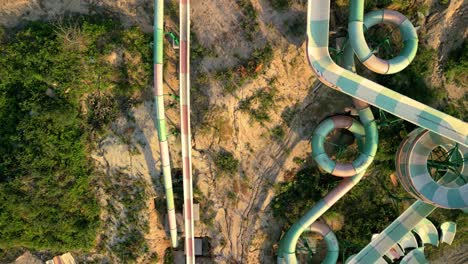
[306, 0, 467, 145]
[154, 0, 177, 247]
[277, 0, 467, 263]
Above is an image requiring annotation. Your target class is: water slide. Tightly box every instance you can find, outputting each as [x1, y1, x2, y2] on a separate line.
[179, 0, 196, 263]
[154, 1, 195, 262]
[278, 0, 468, 262]
[154, 0, 177, 248]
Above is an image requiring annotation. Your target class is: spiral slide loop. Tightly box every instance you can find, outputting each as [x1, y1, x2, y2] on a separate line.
[312, 109, 378, 177]
[307, 222, 339, 263]
[396, 129, 468, 209]
[349, 0, 418, 74]
[278, 14, 379, 263]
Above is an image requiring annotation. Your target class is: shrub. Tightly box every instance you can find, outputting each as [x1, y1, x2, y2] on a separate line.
[444, 41, 467, 87]
[239, 86, 277, 123]
[0, 16, 152, 255]
[268, 0, 294, 11]
[236, 0, 260, 41]
[214, 151, 239, 175]
[271, 125, 286, 141]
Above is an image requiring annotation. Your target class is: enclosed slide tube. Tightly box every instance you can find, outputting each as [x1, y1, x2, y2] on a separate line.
[277, 44, 379, 263]
[278, 105, 375, 263]
[308, 222, 340, 263]
[154, 0, 177, 248]
[306, 0, 467, 146]
[278, 0, 468, 262]
[348, 1, 418, 74]
[347, 129, 466, 263]
[179, 0, 195, 263]
[277, 172, 365, 263]
[396, 130, 468, 209]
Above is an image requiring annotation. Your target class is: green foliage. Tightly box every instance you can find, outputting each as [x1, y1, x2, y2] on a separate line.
[165, 0, 179, 22]
[239, 86, 277, 123]
[227, 190, 238, 201]
[444, 41, 467, 87]
[281, 104, 300, 126]
[0, 16, 151, 254]
[271, 125, 286, 141]
[236, 0, 260, 41]
[442, 94, 467, 122]
[272, 165, 407, 256]
[375, 46, 443, 105]
[268, 0, 295, 11]
[272, 167, 339, 226]
[284, 14, 307, 38]
[163, 247, 174, 264]
[99, 173, 149, 263]
[214, 151, 239, 175]
[110, 229, 148, 263]
[191, 31, 216, 60]
[215, 44, 273, 94]
[149, 252, 160, 263]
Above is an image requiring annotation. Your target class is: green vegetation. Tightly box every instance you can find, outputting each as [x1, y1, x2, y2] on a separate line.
[284, 14, 307, 38]
[272, 167, 339, 224]
[239, 79, 277, 123]
[0, 16, 151, 256]
[273, 38, 467, 260]
[271, 125, 286, 141]
[194, 187, 217, 228]
[236, 0, 260, 41]
[215, 44, 274, 94]
[268, 0, 296, 11]
[444, 41, 467, 87]
[375, 46, 443, 105]
[214, 150, 239, 175]
[148, 252, 160, 263]
[99, 173, 149, 263]
[163, 247, 174, 264]
[281, 104, 300, 126]
[165, 0, 179, 22]
[272, 160, 411, 259]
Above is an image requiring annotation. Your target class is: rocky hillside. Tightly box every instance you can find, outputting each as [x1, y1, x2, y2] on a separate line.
[1, 0, 466, 263]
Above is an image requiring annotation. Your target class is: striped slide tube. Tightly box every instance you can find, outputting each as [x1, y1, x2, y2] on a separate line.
[399, 248, 428, 264]
[349, 0, 418, 74]
[278, 30, 378, 263]
[371, 234, 405, 262]
[179, 0, 195, 263]
[398, 232, 418, 250]
[348, 167, 463, 263]
[396, 129, 468, 209]
[412, 218, 439, 247]
[277, 172, 365, 264]
[308, 222, 340, 263]
[306, 0, 468, 146]
[440, 221, 456, 245]
[154, 0, 177, 248]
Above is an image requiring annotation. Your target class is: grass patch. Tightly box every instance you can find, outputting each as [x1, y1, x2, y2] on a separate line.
[239, 85, 277, 123]
[216, 44, 274, 94]
[0, 16, 151, 256]
[236, 0, 260, 41]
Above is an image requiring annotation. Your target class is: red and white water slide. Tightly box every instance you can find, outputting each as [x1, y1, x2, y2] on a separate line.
[179, 0, 196, 263]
